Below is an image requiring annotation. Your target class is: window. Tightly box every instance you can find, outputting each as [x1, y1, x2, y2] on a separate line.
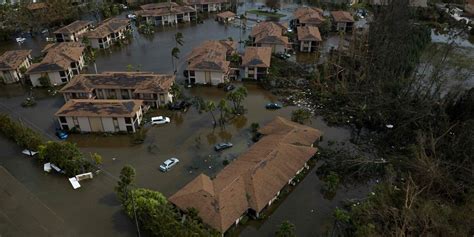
[159, 94, 165, 103]
[124, 117, 132, 124]
[189, 70, 195, 77]
[126, 125, 133, 132]
[59, 116, 67, 123]
[59, 71, 66, 77]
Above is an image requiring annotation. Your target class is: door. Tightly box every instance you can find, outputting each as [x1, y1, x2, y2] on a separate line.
[205, 72, 211, 84]
[89, 117, 103, 132]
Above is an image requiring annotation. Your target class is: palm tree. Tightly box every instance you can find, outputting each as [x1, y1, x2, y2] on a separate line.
[171, 47, 180, 74]
[174, 32, 184, 48]
[204, 101, 217, 127]
[226, 87, 248, 114]
[275, 220, 296, 237]
[217, 99, 230, 127]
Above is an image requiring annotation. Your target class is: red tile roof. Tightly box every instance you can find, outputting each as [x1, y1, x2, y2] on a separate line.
[169, 117, 321, 233]
[297, 26, 322, 41]
[331, 11, 354, 23]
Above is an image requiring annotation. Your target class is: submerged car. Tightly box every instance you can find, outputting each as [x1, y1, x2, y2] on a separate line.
[214, 142, 233, 151]
[276, 52, 291, 59]
[151, 116, 170, 125]
[224, 84, 235, 92]
[266, 103, 282, 110]
[160, 158, 179, 172]
[168, 100, 191, 110]
[55, 130, 68, 140]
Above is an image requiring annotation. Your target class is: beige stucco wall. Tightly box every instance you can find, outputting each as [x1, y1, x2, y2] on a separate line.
[192, 70, 226, 85]
[58, 114, 141, 133]
[30, 67, 72, 87]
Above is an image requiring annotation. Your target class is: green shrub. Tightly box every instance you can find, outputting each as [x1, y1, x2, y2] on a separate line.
[0, 114, 43, 150]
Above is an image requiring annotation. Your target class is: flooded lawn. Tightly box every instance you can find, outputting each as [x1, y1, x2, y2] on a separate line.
[0, 6, 372, 237]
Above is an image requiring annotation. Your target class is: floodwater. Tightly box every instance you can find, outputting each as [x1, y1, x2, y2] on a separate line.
[0, 5, 372, 237]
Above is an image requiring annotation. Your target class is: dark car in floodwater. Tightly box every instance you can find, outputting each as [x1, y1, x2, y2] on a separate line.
[168, 100, 191, 111]
[55, 130, 68, 140]
[224, 84, 235, 92]
[214, 142, 233, 151]
[266, 103, 282, 110]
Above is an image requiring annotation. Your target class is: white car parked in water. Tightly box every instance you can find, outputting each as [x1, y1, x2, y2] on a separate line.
[151, 116, 170, 125]
[160, 158, 179, 172]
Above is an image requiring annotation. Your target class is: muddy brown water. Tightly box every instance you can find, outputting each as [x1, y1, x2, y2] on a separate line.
[0, 8, 371, 237]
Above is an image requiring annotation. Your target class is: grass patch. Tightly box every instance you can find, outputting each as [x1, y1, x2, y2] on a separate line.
[246, 9, 286, 18]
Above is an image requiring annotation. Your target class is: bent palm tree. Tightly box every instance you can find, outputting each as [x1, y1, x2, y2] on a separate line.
[171, 47, 180, 74]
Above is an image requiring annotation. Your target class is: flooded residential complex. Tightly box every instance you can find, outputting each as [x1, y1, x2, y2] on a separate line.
[0, 0, 473, 237]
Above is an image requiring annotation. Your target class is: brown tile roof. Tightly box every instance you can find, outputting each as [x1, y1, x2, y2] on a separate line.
[186, 40, 236, 72]
[55, 99, 143, 118]
[0, 50, 31, 70]
[294, 7, 325, 25]
[83, 18, 130, 39]
[59, 72, 175, 94]
[140, 2, 180, 10]
[54, 20, 93, 34]
[241, 47, 272, 68]
[297, 26, 322, 41]
[251, 22, 288, 45]
[331, 11, 354, 23]
[27, 43, 84, 74]
[136, 5, 196, 17]
[169, 117, 321, 233]
[216, 11, 236, 19]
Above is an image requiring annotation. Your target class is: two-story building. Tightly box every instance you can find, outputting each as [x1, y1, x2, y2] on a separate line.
[136, 2, 197, 26]
[55, 99, 144, 133]
[241, 47, 272, 80]
[27, 42, 85, 87]
[184, 0, 229, 12]
[82, 18, 131, 49]
[216, 11, 236, 23]
[169, 117, 322, 235]
[0, 50, 32, 84]
[250, 22, 289, 54]
[186, 40, 237, 85]
[331, 11, 355, 32]
[54, 20, 93, 42]
[291, 7, 325, 28]
[58, 72, 175, 108]
[297, 26, 322, 53]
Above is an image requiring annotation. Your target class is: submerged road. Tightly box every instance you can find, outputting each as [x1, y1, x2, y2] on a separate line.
[0, 166, 69, 237]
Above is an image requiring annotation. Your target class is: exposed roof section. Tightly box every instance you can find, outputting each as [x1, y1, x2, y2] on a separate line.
[169, 117, 321, 233]
[54, 20, 93, 34]
[293, 7, 325, 25]
[216, 11, 236, 19]
[331, 11, 354, 23]
[241, 47, 272, 68]
[27, 42, 84, 74]
[136, 5, 196, 17]
[140, 2, 180, 10]
[55, 99, 143, 118]
[186, 40, 236, 72]
[250, 22, 288, 45]
[59, 72, 175, 94]
[83, 18, 130, 39]
[0, 50, 31, 71]
[297, 26, 322, 42]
